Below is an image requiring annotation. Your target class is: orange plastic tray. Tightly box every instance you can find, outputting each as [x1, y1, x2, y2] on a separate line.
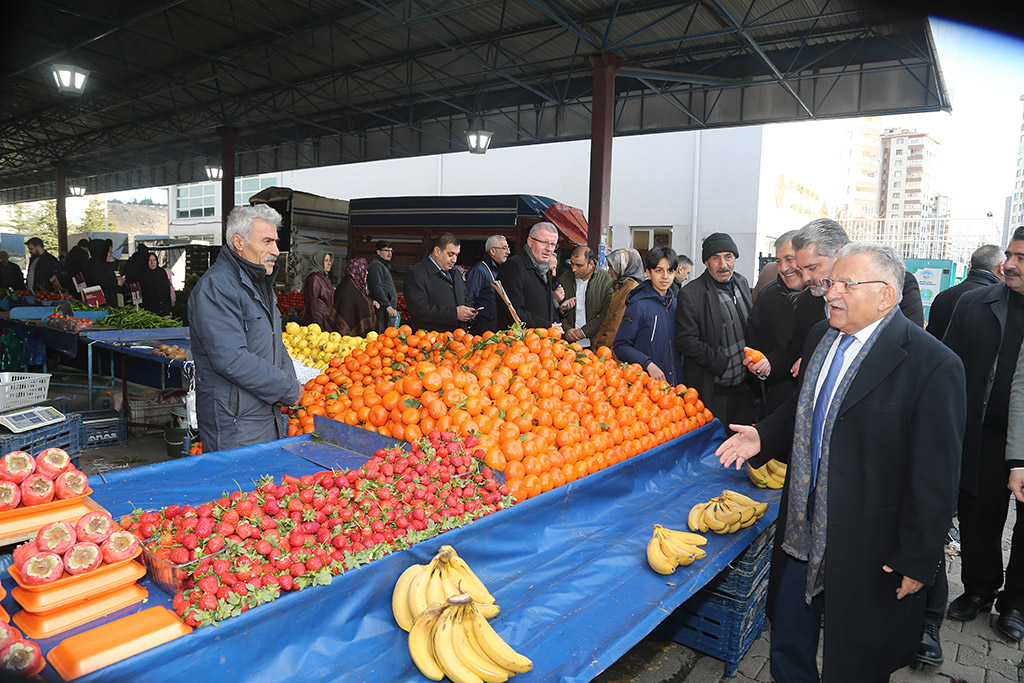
[0, 493, 100, 544]
[0, 604, 8, 623]
[13, 583, 148, 639]
[46, 607, 191, 681]
[11, 560, 145, 614]
[8, 546, 141, 593]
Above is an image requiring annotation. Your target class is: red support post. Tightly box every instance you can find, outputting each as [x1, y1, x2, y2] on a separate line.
[219, 126, 237, 245]
[584, 52, 623, 253]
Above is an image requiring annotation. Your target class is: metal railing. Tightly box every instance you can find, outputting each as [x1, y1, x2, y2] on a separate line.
[838, 217, 1003, 262]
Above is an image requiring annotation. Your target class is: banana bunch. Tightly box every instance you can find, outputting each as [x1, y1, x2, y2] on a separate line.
[646, 524, 708, 575]
[747, 459, 787, 489]
[393, 545, 499, 632]
[688, 490, 768, 534]
[409, 593, 533, 683]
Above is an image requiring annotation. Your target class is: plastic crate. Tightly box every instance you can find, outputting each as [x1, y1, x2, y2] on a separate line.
[0, 372, 50, 412]
[703, 524, 775, 599]
[127, 396, 184, 437]
[77, 410, 127, 449]
[657, 576, 769, 677]
[0, 413, 82, 456]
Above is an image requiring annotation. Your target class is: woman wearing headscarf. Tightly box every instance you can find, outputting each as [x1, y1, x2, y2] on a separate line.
[330, 257, 378, 336]
[591, 248, 646, 352]
[138, 252, 172, 316]
[300, 251, 335, 332]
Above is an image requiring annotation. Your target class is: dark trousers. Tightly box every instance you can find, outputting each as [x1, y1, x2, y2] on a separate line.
[770, 553, 824, 683]
[959, 427, 1024, 611]
[709, 386, 754, 435]
[923, 555, 948, 624]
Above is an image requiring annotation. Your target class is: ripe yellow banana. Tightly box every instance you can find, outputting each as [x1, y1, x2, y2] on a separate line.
[658, 529, 706, 561]
[426, 564, 449, 606]
[647, 536, 678, 574]
[438, 563, 463, 603]
[747, 462, 770, 488]
[453, 606, 510, 683]
[687, 503, 707, 531]
[446, 550, 497, 605]
[463, 609, 512, 682]
[714, 499, 742, 525]
[476, 602, 501, 619]
[466, 603, 534, 674]
[407, 561, 434, 623]
[432, 604, 485, 683]
[658, 534, 697, 566]
[702, 502, 729, 532]
[765, 459, 788, 477]
[660, 526, 708, 547]
[393, 563, 424, 631]
[722, 489, 759, 507]
[408, 602, 446, 681]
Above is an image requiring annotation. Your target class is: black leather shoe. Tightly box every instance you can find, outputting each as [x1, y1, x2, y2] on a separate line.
[946, 593, 995, 621]
[997, 608, 1024, 641]
[915, 621, 943, 666]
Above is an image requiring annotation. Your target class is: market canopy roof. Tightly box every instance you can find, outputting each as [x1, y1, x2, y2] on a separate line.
[0, 0, 948, 204]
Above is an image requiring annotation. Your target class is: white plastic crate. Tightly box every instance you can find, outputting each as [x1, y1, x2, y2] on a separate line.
[0, 372, 50, 412]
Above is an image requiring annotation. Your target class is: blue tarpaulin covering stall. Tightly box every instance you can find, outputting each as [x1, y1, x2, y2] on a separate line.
[2, 420, 780, 682]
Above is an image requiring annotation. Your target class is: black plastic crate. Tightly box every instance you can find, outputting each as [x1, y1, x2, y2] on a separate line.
[77, 409, 127, 449]
[657, 575, 769, 677]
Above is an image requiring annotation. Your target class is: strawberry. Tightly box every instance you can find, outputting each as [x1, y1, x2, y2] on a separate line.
[277, 574, 293, 591]
[289, 562, 306, 577]
[235, 500, 255, 517]
[197, 575, 219, 594]
[198, 594, 217, 611]
[287, 498, 303, 513]
[215, 522, 234, 537]
[221, 510, 240, 526]
[259, 516, 277, 531]
[182, 533, 199, 550]
[206, 536, 225, 553]
[212, 558, 230, 575]
[195, 517, 216, 539]
[235, 523, 255, 539]
[197, 503, 213, 518]
[216, 586, 232, 600]
[169, 547, 190, 564]
[256, 540, 272, 555]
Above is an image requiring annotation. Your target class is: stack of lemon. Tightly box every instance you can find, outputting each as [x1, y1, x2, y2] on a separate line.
[282, 322, 377, 371]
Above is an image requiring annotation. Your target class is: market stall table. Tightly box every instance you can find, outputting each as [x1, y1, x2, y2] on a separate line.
[1, 420, 780, 682]
[83, 329, 190, 410]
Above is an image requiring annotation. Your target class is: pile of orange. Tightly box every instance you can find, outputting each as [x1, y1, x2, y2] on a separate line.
[287, 325, 713, 502]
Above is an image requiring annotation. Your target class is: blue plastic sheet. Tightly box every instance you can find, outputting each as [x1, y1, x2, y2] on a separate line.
[3, 421, 781, 682]
[86, 328, 191, 368]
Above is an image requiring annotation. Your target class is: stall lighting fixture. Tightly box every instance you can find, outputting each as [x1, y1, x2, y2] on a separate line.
[68, 186, 86, 196]
[465, 127, 493, 154]
[205, 165, 223, 180]
[51, 65, 90, 95]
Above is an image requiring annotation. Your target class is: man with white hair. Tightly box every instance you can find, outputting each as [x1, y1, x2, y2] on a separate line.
[717, 241, 965, 682]
[189, 205, 301, 452]
[497, 222, 562, 330]
[465, 234, 510, 334]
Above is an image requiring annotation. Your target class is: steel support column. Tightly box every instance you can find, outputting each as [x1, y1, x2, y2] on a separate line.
[219, 126, 237, 245]
[585, 52, 623, 252]
[55, 161, 68, 257]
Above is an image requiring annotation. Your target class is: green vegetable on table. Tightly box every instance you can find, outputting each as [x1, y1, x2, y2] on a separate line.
[99, 307, 182, 329]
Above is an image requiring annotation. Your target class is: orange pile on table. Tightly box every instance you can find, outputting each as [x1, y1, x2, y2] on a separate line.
[287, 325, 712, 501]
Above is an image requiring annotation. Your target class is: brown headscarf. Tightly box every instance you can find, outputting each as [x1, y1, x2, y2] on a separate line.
[346, 257, 369, 297]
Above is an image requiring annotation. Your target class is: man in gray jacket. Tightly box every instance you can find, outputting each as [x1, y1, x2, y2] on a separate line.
[367, 240, 398, 330]
[189, 205, 301, 452]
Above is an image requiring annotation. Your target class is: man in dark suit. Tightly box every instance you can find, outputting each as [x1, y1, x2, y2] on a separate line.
[402, 232, 476, 334]
[927, 244, 1004, 340]
[942, 226, 1024, 641]
[465, 235, 509, 335]
[716, 242, 965, 682]
[676, 232, 764, 431]
[496, 222, 561, 330]
[748, 230, 804, 412]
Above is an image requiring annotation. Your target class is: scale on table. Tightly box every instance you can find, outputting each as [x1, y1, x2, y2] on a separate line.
[0, 406, 65, 433]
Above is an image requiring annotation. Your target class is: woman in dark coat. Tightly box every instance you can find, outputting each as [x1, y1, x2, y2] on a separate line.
[330, 258, 378, 337]
[138, 252, 172, 316]
[82, 238, 122, 306]
[300, 251, 335, 332]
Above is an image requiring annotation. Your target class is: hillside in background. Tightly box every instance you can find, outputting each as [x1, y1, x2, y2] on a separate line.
[107, 200, 168, 238]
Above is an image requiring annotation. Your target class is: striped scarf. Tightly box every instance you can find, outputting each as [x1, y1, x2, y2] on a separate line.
[714, 284, 750, 387]
[783, 307, 897, 603]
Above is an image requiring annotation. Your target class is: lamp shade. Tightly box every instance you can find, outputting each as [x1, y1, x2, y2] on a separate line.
[204, 165, 223, 180]
[465, 129, 493, 154]
[68, 186, 86, 196]
[51, 65, 89, 95]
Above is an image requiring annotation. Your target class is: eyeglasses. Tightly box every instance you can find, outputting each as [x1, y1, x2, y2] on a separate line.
[529, 236, 557, 248]
[820, 278, 888, 293]
[491, 245, 510, 252]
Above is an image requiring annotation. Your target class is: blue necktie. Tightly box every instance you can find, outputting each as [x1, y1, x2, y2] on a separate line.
[441, 269, 452, 282]
[809, 333, 856, 490]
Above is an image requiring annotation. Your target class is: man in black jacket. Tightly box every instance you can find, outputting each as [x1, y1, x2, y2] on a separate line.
[0, 251, 23, 290]
[927, 244, 1004, 340]
[24, 237, 63, 292]
[403, 232, 476, 334]
[675, 232, 763, 431]
[368, 240, 398, 331]
[942, 226, 1024, 642]
[496, 223, 562, 330]
[747, 230, 804, 412]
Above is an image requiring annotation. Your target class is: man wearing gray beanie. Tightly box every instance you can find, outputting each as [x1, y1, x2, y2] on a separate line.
[676, 232, 765, 433]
